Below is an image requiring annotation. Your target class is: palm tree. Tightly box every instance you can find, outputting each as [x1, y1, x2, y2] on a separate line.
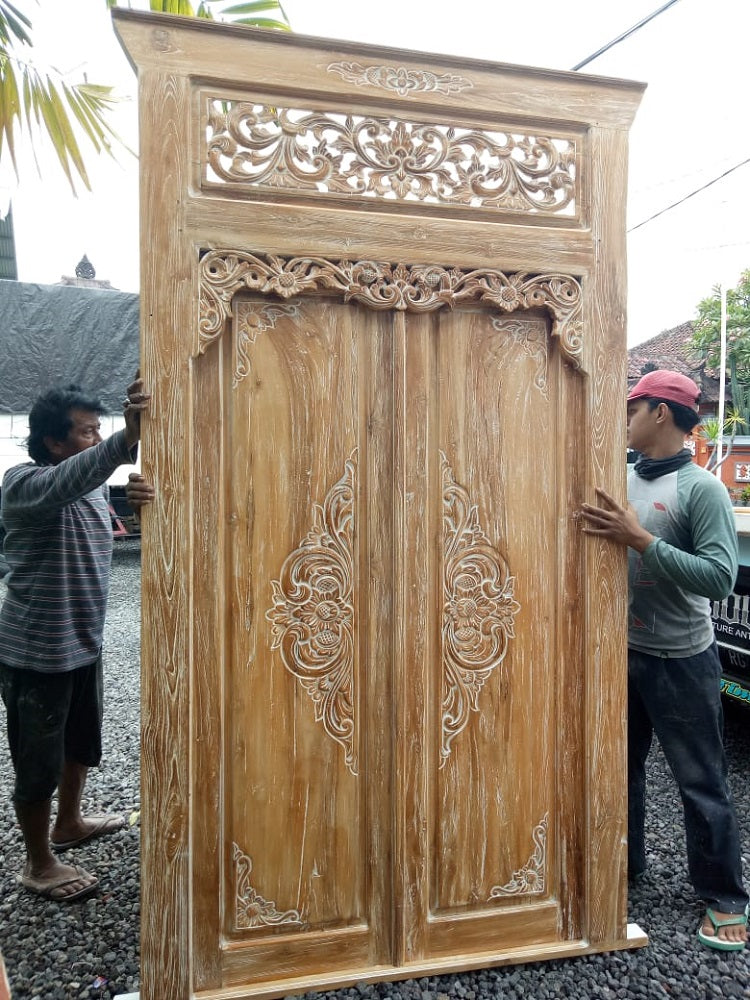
[699, 406, 747, 473]
[0, 0, 289, 195]
[105, 1, 289, 33]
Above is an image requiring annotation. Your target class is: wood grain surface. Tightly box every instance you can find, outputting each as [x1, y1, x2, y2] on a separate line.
[113, 10, 646, 998]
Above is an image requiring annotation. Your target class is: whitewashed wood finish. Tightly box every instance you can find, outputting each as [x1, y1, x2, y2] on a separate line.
[197, 251, 584, 369]
[113, 10, 646, 999]
[202, 98, 578, 217]
[326, 61, 475, 96]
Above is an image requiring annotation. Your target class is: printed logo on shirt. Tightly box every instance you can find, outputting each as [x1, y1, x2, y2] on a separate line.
[632, 556, 655, 588]
[629, 609, 657, 633]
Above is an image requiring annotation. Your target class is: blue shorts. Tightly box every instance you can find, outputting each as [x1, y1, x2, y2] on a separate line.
[0, 655, 103, 803]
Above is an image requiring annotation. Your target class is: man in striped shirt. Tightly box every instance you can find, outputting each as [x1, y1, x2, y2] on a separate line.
[0, 377, 150, 902]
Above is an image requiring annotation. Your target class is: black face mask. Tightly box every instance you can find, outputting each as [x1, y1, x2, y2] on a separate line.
[633, 448, 694, 480]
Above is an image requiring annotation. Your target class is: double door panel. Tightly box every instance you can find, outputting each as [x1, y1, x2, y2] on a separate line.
[205, 293, 583, 989]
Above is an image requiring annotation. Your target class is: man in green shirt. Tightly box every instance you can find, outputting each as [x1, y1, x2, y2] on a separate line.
[580, 369, 748, 951]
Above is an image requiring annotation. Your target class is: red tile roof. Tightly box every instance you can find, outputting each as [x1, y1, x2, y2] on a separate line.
[628, 321, 723, 404]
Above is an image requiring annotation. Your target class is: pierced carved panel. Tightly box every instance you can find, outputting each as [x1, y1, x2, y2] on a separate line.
[327, 61, 474, 96]
[265, 452, 358, 775]
[233, 843, 304, 930]
[198, 250, 583, 370]
[488, 814, 549, 898]
[441, 455, 520, 765]
[202, 98, 577, 217]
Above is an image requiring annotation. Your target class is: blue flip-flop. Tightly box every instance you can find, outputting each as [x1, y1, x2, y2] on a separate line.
[697, 905, 748, 952]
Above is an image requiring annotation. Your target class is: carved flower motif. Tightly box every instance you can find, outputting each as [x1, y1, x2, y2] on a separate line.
[516, 867, 542, 891]
[233, 843, 303, 929]
[387, 67, 414, 96]
[270, 569, 349, 660]
[240, 896, 264, 923]
[446, 583, 500, 648]
[265, 455, 357, 771]
[488, 814, 548, 899]
[367, 122, 439, 199]
[497, 282, 524, 312]
[445, 573, 519, 655]
[267, 270, 305, 298]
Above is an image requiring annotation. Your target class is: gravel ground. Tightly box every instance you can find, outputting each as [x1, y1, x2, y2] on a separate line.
[0, 539, 749, 998]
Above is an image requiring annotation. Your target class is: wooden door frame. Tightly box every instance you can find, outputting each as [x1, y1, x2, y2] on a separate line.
[113, 11, 646, 998]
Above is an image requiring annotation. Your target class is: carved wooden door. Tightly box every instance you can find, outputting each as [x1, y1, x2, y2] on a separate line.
[114, 11, 646, 999]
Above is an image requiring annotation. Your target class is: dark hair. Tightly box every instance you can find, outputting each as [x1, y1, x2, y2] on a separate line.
[645, 397, 701, 434]
[26, 384, 106, 464]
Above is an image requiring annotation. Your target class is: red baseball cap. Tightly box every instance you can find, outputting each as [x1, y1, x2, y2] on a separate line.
[627, 369, 700, 412]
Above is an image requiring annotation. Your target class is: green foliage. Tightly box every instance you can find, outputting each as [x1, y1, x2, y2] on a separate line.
[0, 0, 123, 192]
[105, 0, 290, 31]
[689, 268, 750, 380]
[689, 268, 750, 429]
[0, 0, 31, 48]
[0, 0, 290, 196]
[699, 406, 747, 473]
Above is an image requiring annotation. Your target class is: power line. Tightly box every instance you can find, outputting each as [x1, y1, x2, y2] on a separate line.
[683, 241, 750, 253]
[572, 0, 681, 71]
[628, 158, 750, 233]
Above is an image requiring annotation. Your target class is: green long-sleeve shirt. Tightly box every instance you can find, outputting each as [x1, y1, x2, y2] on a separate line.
[628, 461, 738, 657]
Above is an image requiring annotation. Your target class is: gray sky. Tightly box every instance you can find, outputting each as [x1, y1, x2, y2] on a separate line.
[2, 0, 747, 347]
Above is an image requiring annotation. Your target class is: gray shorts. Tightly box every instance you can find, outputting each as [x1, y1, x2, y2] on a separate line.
[0, 655, 103, 803]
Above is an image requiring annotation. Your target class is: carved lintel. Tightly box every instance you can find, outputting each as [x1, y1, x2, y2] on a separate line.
[198, 250, 584, 371]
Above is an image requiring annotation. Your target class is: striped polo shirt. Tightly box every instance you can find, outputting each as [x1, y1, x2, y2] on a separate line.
[0, 430, 134, 673]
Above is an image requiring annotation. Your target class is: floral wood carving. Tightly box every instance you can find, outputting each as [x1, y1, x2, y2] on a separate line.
[441, 454, 520, 765]
[233, 300, 299, 386]
[265, 452, 357, 775]
[203, 99, 577, 216]
[197, 250, 583, 370]
[233, 843, 304, 929]
[488, 813, 549, 898]
[327, 61, 474, 96]
[491, 317, 549, 398]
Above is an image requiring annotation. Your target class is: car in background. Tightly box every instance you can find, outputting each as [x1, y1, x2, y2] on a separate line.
[712, 515, 750, 711]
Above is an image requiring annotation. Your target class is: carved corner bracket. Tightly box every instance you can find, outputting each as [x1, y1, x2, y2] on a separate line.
[196, 249, 584, 376]
[488, 813, 549, 899]
[233, 843, 305, 931]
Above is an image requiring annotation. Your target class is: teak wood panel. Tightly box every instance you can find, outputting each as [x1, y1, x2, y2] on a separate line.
[197, 299, 578, 991]
[112, 10, 646, 1000]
